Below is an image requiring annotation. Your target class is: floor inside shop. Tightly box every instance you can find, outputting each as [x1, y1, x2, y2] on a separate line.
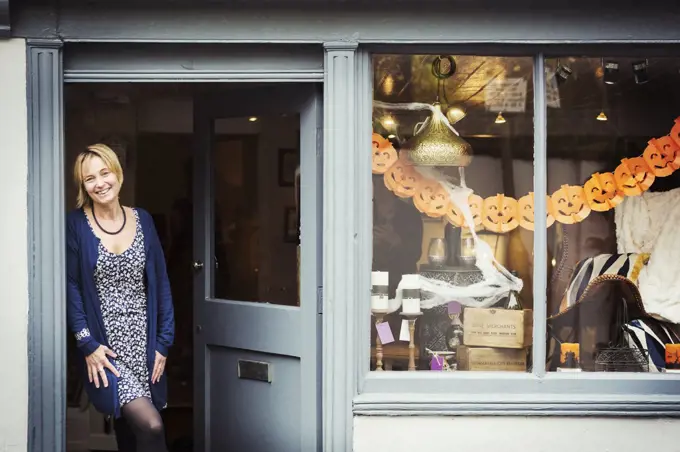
[64, 82, 301, 452]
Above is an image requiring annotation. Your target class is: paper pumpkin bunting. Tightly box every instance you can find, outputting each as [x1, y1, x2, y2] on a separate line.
[670, 117, 680, 149]
[551, 184, 591, 224]
[482, 194, 519, 233]
[371, 115, 680, 231]
[643, 137, 680, 177]
[446, 194, 484, 229]
[614, 157, 655, 197]
[372, 133, 398, 174]
[517, 192, 555, 230]
[383, 155, 422, 198]
[413, 179, 450, 218]
[584, 172, 624, 212]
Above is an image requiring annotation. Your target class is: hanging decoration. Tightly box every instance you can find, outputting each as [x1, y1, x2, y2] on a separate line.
[372, 115, 680, 232]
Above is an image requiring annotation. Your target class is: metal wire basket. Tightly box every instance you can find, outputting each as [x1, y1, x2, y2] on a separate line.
[594, 347, 649, 372]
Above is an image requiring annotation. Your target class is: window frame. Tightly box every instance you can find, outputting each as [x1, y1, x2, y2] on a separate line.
[353, 44, 680, 416]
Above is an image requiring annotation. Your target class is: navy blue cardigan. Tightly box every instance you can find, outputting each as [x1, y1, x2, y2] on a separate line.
[66, 208, 175, 417]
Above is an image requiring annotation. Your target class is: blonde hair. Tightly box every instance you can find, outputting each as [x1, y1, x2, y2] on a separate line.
[73, 143, 124, 208]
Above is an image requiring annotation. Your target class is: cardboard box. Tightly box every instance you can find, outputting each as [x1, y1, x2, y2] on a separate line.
[457, 346, 527, 372]
[463, 308, 533, 349]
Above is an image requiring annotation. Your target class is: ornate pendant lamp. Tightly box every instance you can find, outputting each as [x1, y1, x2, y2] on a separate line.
[403, 103, 473, 167]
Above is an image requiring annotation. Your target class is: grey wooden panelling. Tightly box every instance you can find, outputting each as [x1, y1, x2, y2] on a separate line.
[12, 3, 680, 43]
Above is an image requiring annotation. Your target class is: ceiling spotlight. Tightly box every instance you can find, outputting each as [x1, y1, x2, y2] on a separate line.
[603, 61, 620, 85]
[495, 112, 506, 124]
[382, 116, 396, 128]
[248, 117, 258, 122]
[446, 106, 467, 124]
[555, 63, 572, 85]
[596, 111, 608, 121]
[632, 60, 650, 85]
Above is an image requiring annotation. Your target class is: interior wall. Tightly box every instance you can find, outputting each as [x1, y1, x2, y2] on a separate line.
[354, 416, 680, 452]
[0, 38, 28, 452]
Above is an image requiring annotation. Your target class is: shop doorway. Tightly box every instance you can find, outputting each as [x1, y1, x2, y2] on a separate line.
[64, 82, 322, 452]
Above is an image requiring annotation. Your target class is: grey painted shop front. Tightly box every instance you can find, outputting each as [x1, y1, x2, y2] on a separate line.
[10, 1, 680, 451]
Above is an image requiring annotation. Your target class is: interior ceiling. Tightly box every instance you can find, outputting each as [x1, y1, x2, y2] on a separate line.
[372, 54, 680, 160]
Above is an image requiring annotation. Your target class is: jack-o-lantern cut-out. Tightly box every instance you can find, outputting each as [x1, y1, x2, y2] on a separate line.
[371, 133, 398, 174]
[482, 194, 519, 233]
[446, 194, 484, 229]
[643, 137, 680, 177]
[550, 184, 591, 225]
[584, 172, 624, 212]
[393, 165, 421, 199]
[383, 157, 421, 198]
[670, 117, 680, 149]
[614, 157, 655, 197]
[413, 179, 450, 218]
[517, 192, 555, 231]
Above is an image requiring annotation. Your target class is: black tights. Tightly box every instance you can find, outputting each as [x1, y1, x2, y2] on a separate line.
[114, 397, 168, 452]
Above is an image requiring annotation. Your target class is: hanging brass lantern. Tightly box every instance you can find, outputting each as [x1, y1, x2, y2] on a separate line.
[403, 103, 473, 167]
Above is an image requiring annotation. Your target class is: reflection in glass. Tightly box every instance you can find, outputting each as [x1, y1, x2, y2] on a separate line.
[212, 115, 300, 306]
[545, 57, 680, 373]
[371, 54, 534, 372]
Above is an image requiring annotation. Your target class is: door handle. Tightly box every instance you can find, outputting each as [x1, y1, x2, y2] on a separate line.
[193, 261, 204, 271]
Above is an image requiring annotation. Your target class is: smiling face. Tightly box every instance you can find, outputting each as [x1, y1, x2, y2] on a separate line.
[81, 155, 121, 208]
[518, 192, 555, 231]
[584, 172, 624, 212]
[446, 194, 483, 229]
[643, 138, 679, 177]
[614, 157, 655, 196]
[413, 179, 450, 218]
[383, 156, 421, 198]
[482, 194, 519, 233]
[551, 184, 591, 224]
[670, 117, 680, 149]
[371, 133, 398, 174]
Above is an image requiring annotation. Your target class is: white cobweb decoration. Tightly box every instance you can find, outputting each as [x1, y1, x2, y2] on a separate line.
[373, 100, 523, 313]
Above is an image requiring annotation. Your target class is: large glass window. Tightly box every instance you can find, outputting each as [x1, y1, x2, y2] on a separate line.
[370, 54, 535, 372]
[544, 56, 680, 373]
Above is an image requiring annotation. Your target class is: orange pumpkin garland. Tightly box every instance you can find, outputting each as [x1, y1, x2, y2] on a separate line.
[644, 137, 680, 177]
[446, 194, 484, 229]
[372, 133, 399, 174]
[517, 192, 556, 230]
[482, 194, 520, 233]
[413, 179, 450, 218]
[551, 184, 591, 225]
[670, 118, 680, 149]
[372, 115, 680, 230]
[614, 157, 655, 196]
[584, 172, 624, 212]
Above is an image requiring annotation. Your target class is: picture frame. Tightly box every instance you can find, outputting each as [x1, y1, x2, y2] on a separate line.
[278, 148, 298, 187]
[283, 206, 299, 244]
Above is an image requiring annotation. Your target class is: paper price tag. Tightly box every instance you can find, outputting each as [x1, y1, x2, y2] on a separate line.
[399, 319, 410, 342]
[376, 322, 394, 344]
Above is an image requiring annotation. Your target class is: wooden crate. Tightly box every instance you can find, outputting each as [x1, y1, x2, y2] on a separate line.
[463, 307, 533, 349]
[457, 346, 528, 372]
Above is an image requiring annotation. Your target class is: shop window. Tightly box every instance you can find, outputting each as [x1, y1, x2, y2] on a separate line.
[544, 57, 680, 374]
[370, 54, 535, 372]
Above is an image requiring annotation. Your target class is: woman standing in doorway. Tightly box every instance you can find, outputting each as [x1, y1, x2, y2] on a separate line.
[66, 143, 175, 452]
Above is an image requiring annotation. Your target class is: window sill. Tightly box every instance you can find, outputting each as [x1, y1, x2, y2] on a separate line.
[354, 371, 680, 416]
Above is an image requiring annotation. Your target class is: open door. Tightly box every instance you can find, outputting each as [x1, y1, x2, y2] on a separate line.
[192, 84, 322, 452]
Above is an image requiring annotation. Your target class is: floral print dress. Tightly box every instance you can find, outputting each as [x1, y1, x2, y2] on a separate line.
[91, 209, 151, 407]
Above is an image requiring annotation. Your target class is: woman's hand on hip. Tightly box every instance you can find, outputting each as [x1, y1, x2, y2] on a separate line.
[85, 345, 120, 389]
[152, 351, 167, 384]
